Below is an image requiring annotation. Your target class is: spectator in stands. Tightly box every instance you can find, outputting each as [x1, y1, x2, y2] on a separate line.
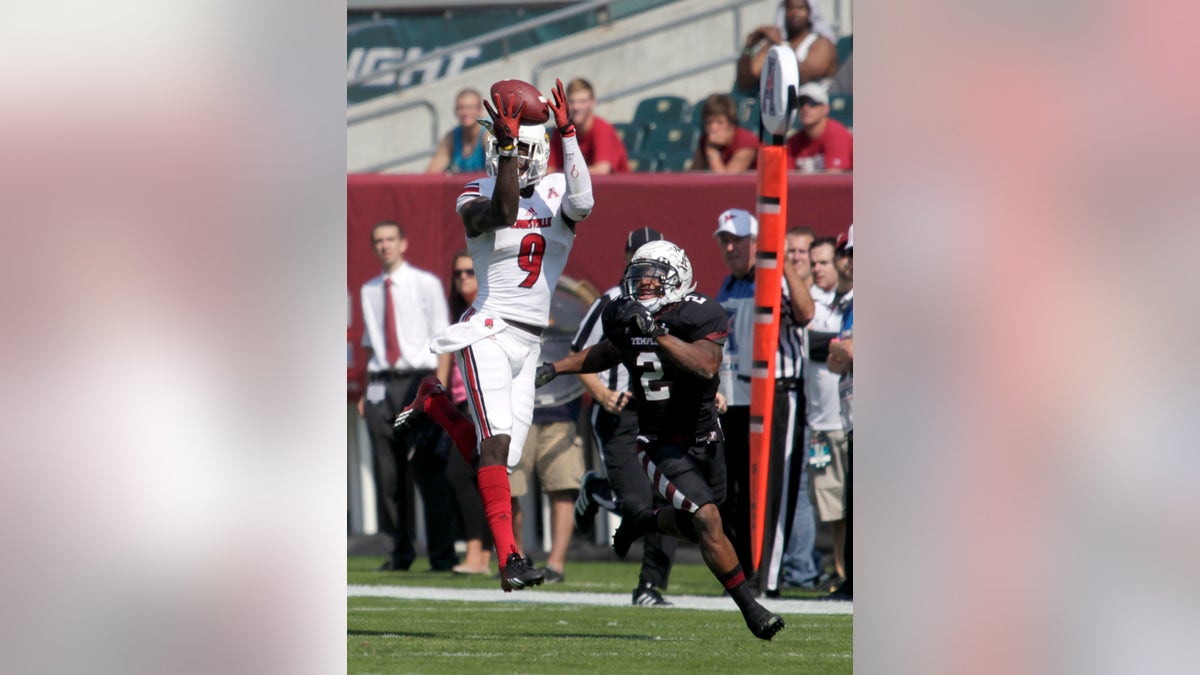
[785, 82, 853, 173]
[736, 0, 838, 93]
[691, 94, 759, 173]
[443, 252, 493, 575]
[425, 89, 489, 174]
[510, 399, 586, 584]
[548, 78, 628, 174]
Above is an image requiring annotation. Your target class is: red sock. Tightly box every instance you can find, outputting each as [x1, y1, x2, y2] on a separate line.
[477, 465, 518, 561]
[423, 393, 478, 463]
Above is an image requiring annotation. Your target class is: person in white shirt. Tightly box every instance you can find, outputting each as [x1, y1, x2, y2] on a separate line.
[357, 220, 458, 573]
[797, 236, 852, 583]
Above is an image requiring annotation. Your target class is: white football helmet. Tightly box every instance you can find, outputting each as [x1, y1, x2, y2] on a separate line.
[621, 240, 696, 313]
[480, 120, 550, 188]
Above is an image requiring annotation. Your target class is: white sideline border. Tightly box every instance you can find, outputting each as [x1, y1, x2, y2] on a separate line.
[348, 584, 853, 615]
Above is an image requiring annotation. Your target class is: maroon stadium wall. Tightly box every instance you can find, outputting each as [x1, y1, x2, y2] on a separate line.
[346, 172, 852, 396]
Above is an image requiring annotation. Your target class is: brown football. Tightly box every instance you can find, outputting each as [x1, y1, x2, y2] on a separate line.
[489, 79, 550, 124]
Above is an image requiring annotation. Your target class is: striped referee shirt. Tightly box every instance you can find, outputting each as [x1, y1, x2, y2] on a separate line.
[718, 268, 806, 406]
[570, 285, 631, 394]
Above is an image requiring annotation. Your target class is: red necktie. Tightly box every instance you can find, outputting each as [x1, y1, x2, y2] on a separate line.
[384, 278, 402, 367]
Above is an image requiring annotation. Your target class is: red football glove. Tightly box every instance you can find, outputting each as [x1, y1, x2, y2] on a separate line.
[547, 78, 575, 137]
[483, 93, 526, 153]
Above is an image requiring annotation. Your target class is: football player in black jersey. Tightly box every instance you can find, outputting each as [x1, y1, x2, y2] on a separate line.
[536, 240, 785, 641]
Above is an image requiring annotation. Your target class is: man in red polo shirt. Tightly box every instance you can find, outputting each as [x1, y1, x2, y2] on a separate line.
[548, 78, 629, 174]
[785, 82, 852, 173]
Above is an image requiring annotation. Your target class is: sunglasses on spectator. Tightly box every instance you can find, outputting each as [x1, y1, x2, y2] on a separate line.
[453, 269, 476, 278]
[798, 97, 822, 107]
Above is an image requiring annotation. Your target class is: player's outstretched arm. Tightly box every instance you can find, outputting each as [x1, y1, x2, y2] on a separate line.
[656, 335, 723, 380]
[536, 341, 620, 387]
[547, 78, 593, 224]
[461, 92, 525, 236]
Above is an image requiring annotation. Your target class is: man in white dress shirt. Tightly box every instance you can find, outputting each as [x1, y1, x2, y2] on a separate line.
[357, 220, 459, 572]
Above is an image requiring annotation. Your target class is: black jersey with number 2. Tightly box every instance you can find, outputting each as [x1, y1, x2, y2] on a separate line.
[601, 293, 729, 441]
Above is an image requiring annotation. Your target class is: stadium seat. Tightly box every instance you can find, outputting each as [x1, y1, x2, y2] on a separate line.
[836, 34, 853, 66]
[631, 95, 691, 130]
[829, 94, 853, 129]
[735, 95, 760, 132]
[626, 151, 660, 173]
[612, 122, 646, 154]
[657, 151, 693, 172]
[642, 122, 699, 156]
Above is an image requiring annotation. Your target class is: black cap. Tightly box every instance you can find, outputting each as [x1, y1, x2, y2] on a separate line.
[625, 226, 665, 252]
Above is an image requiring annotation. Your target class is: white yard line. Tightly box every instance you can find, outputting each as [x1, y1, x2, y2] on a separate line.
[348, 584, 853, 615]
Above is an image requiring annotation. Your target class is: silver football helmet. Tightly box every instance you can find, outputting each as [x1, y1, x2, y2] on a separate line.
[621, 240, 696, 313]
[480, 121, 550, 188]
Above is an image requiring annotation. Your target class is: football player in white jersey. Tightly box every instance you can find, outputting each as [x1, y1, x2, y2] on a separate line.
[394, 79, 593, 593]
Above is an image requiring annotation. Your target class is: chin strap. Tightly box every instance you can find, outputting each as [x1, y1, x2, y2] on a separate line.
[559, 134, 593, 221]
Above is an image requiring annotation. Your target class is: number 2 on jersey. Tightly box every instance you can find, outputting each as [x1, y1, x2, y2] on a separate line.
[517, 233, 546, 288]
[637, 352, 669, 401]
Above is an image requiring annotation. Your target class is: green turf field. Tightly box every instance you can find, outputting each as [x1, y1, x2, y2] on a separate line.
[348, 557, 853, 674]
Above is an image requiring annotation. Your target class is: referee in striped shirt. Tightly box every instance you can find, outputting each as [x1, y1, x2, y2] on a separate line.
[713, 210, 815, 595]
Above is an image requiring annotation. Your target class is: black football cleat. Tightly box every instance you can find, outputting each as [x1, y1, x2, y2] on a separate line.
[500, 553, 545, 592]
[744, 604, 786, 641]
[632, 581, 672, 607]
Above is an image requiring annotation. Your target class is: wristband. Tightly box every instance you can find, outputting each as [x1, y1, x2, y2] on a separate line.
[558, 123, 576, 138]
[497, 142, 518, 157]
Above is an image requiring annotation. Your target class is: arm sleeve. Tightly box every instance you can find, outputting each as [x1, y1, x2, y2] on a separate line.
[559, 134, 594, 222]
[456, 179, 486, 213]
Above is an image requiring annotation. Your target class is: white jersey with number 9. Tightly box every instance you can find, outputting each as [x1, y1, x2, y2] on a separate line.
[456, 174, 574, 328]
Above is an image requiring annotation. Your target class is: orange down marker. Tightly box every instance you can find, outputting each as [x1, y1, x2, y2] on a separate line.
[749, 145, 787, 572]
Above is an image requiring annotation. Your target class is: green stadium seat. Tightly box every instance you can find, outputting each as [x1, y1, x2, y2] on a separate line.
[829, 94, 853, 129]
[612, 122, 646, 154]
[631, 96, 691, 130]
[642, 122, 699, 156]
[626, 151, 660, 173]
[735, 95, 760, 132]
[836, 35, 853, 66]
[657, 151, 694, 172]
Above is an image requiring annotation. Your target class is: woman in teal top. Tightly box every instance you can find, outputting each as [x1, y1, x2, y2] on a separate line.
[426, 88, 489, 174]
